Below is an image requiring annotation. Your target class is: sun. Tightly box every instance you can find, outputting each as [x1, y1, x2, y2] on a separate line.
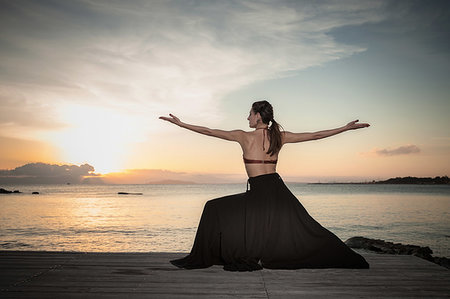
[51, 104, 142, 174]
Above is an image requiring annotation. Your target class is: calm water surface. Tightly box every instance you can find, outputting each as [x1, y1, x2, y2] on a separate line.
[1, 182, 449, 257]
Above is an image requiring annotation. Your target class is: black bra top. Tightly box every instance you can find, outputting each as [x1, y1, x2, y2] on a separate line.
[243, 127, 278, 164]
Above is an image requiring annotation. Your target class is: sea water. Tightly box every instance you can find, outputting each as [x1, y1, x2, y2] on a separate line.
[1, 182, 449, 257]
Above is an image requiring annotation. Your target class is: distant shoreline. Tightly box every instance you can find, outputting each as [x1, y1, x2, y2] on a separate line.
[309, 176, 449, 185]
[1, 175, 449, 186]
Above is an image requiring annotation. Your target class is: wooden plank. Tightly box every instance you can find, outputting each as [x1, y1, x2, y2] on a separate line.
[0, 250, 448, 298]
[260, 253, 449, 298]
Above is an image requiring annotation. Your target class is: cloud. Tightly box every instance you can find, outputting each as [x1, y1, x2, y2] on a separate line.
[0, 87, 67, 139]
[0, 0, 388, 136]
[102, 169, 245, 184]
[0, 1, 395, 171]
[0, 165, 244, 184]
[0, 162, 100, 184]
[375, 144, 421, 156]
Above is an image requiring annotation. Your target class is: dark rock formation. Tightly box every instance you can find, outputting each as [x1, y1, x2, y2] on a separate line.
[345, 236, 433, 259]
[32, 192, 39, 194]
[346, 236, 449, 269]
[0, 188, 21, 194]
[433, 256, 450, 269]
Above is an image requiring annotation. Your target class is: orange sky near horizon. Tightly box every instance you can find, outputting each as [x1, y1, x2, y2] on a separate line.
[0, 1, 449, 183]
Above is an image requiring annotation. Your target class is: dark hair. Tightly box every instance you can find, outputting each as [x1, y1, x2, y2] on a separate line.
[251, 100, 283, 156]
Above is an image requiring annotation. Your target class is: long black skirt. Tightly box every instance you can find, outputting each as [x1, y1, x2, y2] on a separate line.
[170, 172, 369, 271]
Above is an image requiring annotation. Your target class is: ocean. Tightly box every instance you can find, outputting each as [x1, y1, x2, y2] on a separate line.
[1, 181, 449, 257]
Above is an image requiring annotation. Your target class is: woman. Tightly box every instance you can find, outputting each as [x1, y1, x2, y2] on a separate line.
[159, 100, 370, 271]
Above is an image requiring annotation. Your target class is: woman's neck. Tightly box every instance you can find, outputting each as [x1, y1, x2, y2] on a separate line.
[255, 126, 268, 130]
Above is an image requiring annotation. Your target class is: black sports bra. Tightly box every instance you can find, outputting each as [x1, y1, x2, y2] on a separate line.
[243, 127, 278, 164]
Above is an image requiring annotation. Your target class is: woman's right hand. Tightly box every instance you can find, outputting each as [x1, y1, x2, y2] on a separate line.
[159, 114, 182, 126]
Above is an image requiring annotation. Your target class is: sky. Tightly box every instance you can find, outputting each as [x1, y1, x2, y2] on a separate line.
[0, 0, 449, 183]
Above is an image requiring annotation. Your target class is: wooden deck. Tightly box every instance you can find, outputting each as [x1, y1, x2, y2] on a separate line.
[1, 250, 448, 298]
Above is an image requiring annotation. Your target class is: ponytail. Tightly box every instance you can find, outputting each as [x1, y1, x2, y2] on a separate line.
[267, 119, 283, 156]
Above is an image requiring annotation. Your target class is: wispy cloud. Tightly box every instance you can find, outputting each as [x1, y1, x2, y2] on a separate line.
[0, 0, 393, 170]
[375, 144, 421, 156]
[0, 0, 387, 132]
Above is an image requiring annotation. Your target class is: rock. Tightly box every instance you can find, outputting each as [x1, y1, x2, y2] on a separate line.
[345, 236, 450, 268]
[0, 188, 21, 194]
[32, 192, 39, 195]
[345, 236, 433, 261]
[0, 188, 13, 194]
[433, 256, 450, 269]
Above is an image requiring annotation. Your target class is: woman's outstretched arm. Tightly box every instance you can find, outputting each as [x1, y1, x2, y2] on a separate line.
[282, 120, 370, 144]
[159, 114, 245, 143]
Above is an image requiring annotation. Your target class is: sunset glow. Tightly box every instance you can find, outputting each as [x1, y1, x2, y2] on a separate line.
[0, 1, 448, 183]
[50, 104, 144, 174]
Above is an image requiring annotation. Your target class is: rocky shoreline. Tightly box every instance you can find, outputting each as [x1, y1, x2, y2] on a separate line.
[345, 236, 449, 269]
[0, 188, 39, 194]
[0, 188, 22, 194]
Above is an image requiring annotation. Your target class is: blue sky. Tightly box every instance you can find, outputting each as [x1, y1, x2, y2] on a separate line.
[0, 0, 448, 183]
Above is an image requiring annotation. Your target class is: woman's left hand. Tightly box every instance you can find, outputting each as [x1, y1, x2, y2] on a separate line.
[345, 120, 370, 130]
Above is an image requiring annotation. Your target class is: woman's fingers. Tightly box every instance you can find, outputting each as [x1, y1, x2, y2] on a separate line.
[169, 114, 180, 122]
[159, 115, 174, 122]
[347, 120, 370, 129]
[159, 114, 181, 125]
[355, 122, 370, 128]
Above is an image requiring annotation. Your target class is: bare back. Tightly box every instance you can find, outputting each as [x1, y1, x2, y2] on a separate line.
[240, 129, 280, 178]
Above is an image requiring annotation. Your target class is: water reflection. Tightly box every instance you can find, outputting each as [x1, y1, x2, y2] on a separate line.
[0, 184, 448, 256]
